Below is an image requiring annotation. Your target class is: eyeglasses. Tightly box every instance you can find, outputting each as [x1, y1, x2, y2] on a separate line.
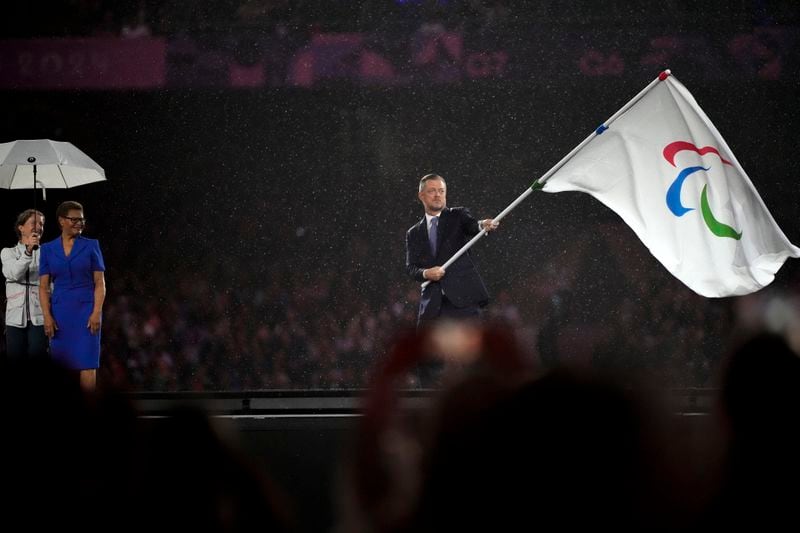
[62, 216, 86, 224]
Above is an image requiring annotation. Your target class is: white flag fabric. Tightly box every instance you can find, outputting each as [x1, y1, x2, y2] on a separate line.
[541, 72, 799, 297]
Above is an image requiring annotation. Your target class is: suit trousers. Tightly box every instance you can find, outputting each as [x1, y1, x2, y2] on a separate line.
[418, 293, 482, 328]
[440, 294, 482, 320]
[415, 295, 483, 386]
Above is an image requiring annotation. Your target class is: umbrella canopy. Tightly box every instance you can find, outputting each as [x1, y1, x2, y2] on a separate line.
[0, 139, 105, 190]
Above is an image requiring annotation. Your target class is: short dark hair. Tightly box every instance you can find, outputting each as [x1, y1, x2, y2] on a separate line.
[56, 201, 84, 219]
[14, 209, 44, 239]
[419, 173, 446, 192]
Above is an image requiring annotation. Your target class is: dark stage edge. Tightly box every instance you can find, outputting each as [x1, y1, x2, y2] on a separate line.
[128, 387, 718, 417]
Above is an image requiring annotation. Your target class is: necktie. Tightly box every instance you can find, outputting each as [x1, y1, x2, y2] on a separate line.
[429, 217, 438, 256]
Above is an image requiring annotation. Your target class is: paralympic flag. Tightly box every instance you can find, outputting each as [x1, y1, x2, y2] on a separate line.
[540, 71, 800, 297]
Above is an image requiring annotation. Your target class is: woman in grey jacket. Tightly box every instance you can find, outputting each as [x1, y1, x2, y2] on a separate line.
[2, 209, 47, 361]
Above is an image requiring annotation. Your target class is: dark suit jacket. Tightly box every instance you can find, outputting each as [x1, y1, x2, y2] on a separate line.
[406, 206, 490, 322]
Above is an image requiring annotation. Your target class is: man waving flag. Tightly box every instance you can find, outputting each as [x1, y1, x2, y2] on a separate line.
[425, 71, 798, 298]
[539, 71, 799, 297]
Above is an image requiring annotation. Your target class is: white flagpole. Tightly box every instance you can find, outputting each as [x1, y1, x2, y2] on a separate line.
[421, 70, 671, 289]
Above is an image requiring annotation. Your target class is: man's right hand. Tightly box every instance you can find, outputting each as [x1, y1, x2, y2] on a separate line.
[424, 266, 446, 281]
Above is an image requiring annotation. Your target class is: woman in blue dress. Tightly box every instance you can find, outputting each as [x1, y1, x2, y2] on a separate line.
[39, 201, 106, 391]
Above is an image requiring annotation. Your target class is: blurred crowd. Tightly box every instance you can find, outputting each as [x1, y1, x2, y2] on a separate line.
[3, 1, 797, 88]
[6, 0, 798, 39]
[92, 215, 798, 392]
[6, 323, 800, 531]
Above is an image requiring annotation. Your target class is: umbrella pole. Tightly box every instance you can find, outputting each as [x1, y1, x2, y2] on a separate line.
[31, 160, 40, 250]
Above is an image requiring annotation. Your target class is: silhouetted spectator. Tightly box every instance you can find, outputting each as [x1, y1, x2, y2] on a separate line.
[337, 323, 680, 532]
[702, 332, 800, 530]
[2, 356, 295, 532]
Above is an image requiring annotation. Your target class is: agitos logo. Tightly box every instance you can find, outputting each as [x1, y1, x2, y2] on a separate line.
[664, 141, 742, 240]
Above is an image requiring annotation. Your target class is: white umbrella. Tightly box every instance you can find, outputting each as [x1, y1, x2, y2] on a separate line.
[0, 139, 106, 250]
[0, 139, 106, 197]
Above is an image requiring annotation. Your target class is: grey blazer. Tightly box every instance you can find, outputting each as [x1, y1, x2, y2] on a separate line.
[2, 243, 43, 327]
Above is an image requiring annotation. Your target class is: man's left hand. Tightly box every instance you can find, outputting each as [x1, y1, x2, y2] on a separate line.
[481, 219, 500, 232]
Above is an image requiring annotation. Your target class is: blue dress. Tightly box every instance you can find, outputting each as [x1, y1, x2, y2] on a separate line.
[39, 236, 106, 370]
